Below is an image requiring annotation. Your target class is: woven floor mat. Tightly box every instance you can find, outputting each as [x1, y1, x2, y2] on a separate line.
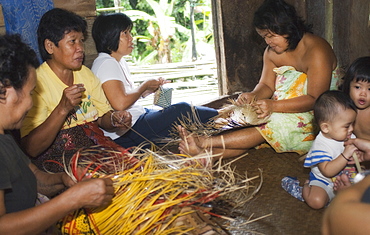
[211, 148, 324, 235]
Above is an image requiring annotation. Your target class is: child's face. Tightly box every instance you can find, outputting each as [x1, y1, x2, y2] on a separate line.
[349, 80, 370, 110]
[323, 108, 356, 142]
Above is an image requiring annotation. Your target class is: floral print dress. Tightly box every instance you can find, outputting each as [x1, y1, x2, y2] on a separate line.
[255, 66, 340, 155]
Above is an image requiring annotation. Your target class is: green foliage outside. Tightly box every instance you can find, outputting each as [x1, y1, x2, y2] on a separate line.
[95, 0, 215, 65]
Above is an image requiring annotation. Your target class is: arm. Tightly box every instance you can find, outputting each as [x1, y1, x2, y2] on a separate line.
[96, 110, 132, 132]
[322, 175, 370, 235]
[298, 38, 336, 109]
[29, 163, 75, 197]
[21, 84, 86, 157]
[236, 47, 276, 105]
[102, 78, 168, 111]
[0, 175, 113, 235]
[318, 144, 357, 177]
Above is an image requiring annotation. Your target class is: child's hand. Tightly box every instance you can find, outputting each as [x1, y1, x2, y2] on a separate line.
[354, 150, 365, 162]
[342, 144, 358, 163]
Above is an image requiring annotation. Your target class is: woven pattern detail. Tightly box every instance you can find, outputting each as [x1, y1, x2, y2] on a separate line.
[154, 86, 173, 108]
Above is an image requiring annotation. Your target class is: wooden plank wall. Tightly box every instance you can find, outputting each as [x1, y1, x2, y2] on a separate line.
[0, 1, 369, 92]
[0, 5, 5, 35]
[333, 0, 370, 69]
[214, 0, 370, 95]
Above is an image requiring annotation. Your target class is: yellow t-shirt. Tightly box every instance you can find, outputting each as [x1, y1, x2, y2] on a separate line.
[21, 62, 112, 137]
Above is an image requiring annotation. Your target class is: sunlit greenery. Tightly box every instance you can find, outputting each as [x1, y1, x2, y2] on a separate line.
[95, 0, 214, 65]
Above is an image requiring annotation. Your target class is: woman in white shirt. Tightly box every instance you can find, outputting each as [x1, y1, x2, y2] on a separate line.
[91, 13, 218, 148]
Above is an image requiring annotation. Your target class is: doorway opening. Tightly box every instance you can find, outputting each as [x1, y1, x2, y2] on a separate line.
[95, 0, 219, 107]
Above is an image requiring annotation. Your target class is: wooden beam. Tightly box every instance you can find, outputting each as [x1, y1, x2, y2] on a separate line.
[54, 0, 96, 17]
[0, 4, 4, 27]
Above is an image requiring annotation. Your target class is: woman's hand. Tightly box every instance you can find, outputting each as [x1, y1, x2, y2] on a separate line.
[141, 77, 170, 98]
[59, 84, 86, 115]
[236, 92, 256, 105]
[252, 99, 274, 119]
[70, 178, 114, 209]
[345, 138, 370, 162]
[61, 172, 77, 188]
[111, 110, 132, 129]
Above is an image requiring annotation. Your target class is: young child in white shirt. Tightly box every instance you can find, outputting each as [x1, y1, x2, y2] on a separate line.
[282, 90, 358, 209]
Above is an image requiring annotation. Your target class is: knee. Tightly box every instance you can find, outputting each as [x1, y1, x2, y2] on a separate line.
[305, 195, 327, 209]
[171, 102, 192, 112]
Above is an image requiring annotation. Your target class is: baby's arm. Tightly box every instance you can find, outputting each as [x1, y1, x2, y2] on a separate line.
[318, 144, 357, 177]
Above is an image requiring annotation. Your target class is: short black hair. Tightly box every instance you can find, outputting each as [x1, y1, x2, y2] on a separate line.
[37, 8, 87, 61]
[314, 90, 357, 125]
[0, 34, 39, 98]
[92, 13, 133, 54]
[253, 0, 312, 50]
[340, 56, 370, 95]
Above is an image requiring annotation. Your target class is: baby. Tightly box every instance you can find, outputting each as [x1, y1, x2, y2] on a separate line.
[282, 90, 357, 209]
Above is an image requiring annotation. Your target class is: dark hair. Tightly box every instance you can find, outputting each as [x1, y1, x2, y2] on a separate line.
[253, 0, 312, 50]
[340, 56, 370, 95]
[0, 34, 39, 98]
[37, 8, 87, 61]
[92, 13, 133, 54]
[314, 90, 357, 125]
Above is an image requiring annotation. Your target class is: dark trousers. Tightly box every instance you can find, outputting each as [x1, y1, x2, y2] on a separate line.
[114, 102, 218, 148]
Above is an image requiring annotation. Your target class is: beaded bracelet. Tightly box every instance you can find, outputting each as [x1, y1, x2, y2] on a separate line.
[341, 153, 350, 161]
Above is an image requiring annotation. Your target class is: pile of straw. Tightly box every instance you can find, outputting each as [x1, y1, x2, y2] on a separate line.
[57, 145, 261, 234]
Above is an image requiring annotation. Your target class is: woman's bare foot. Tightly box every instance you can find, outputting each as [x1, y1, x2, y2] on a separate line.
[177, 125, 205, 156]
[333, 174, 352, 192]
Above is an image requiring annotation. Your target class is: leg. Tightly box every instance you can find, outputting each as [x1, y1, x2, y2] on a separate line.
[302, 184, 329, 209]
[177, 125, 265, 158]
[116, 103, 215, 147]
[192, 103, 219, 123]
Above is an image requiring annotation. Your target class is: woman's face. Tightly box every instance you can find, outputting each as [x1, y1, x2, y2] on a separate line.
[117, 29, 134, 56]
[349, 79, 370, 110]
[47, 30, 85, 70]
[256, 28, 289, 54]
[5, 67, 36, 131]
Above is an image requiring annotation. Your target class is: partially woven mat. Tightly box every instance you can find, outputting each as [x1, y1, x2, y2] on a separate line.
[212, 148, 324, 235]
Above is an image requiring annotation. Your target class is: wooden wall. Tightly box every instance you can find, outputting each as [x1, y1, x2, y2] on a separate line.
[213, 0, 370, 95]
[0, 5, 5, 35]
[1, 1, 369, 93]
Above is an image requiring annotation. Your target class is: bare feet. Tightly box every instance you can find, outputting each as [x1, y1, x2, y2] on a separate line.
[177, 125, 205, 156]
[333, 174, 352, 192]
